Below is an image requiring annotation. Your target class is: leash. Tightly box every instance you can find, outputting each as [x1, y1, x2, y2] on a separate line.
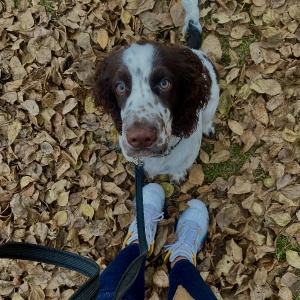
[113, 157, 148, 299]
[0, 159, 147, 300]
[0, 242, 100, 300]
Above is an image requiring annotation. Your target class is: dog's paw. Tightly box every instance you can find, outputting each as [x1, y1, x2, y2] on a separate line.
[170, 172, 187, 185]
[203, 121, 216, 139]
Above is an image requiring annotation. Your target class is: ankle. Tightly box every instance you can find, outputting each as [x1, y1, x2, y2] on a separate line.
[170, 256, 189, 268]
[130, 240, 139, 245]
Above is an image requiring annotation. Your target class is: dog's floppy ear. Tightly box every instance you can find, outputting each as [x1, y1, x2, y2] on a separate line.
[93, 52, 122, 133]
[171, 47, 212, 138]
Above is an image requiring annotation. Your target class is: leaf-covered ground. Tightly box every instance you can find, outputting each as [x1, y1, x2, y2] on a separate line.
[0, 0, 300, 299]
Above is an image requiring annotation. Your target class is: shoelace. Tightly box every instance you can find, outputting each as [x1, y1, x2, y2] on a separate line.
[123, 206, 164, 255]
[164, 221, 204, 266]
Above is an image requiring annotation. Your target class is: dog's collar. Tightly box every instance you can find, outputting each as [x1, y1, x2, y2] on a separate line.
[151, 138, 183, 158]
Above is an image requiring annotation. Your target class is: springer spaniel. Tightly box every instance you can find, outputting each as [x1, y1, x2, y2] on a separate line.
[94, 0, 219, 183]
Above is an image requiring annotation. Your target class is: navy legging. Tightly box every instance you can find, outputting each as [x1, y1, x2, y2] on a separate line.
[97, 244, 216, 300]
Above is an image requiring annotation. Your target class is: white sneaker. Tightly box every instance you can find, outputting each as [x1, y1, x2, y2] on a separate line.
[164, 199, 209, 266]
[123, 183, 165, 255]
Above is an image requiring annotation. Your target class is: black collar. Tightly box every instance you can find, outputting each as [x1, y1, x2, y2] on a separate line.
[151, 138, 182, 158]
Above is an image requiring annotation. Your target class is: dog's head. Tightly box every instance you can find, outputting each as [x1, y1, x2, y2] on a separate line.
[93, 41, 211, 157]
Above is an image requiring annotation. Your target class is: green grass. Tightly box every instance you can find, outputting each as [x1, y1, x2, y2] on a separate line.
[200, 142, 254, 183]
[236, 34, 260, 66]
[13, 0, 20, 6]
[217, 33, 260, 67]
[271, 235, 300, 261]
[253, 165, 269, 182]
[269, 236, 300, 300]
[40, 0, 54, 12]
[218, 34, 231, 67]
[294, 290, 300, 300]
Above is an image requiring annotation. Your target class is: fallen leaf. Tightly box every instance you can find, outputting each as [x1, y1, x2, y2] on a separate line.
[69, 143, 84, 162]
[228, 177, 252, 194]
[7, 121, 22, 145]
[226, 239, 243, 263]
[173, 285, 194, 300]
[226, 68, 240, 84]
[81, 203, 94, 219]
[62, 98, 77, 114]
[228, 120, 244, 135]
[286, 250, 300, 269]
[160, 182, 174, 198]
[188, 164, 204, 185]
[121, 8, 131, 25]
[102, 182, 124, 196]
[201, 34, 222, 62]
[252, 97, 269, 125]
[209, 150, 231, 164]
[250, 79, 282, 95]
[53, 211, 68, 226]
[20, 176, 35, 189]
[97, 29, 109, 49]
[153, 269, 169, 288]
[57, 191, 69, 206]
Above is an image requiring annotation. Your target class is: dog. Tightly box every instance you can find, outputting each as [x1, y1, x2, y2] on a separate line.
[93, 0, 219, 183]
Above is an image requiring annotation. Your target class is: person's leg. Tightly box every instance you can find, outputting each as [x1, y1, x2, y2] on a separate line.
[97, 183, 165, 300]
[165, 199, 216, 300]
[97, 244, 145, 300]
[168, 259, 216, 300]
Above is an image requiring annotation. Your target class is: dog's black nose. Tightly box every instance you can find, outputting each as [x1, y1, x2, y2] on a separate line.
[126, 127, 157, 149]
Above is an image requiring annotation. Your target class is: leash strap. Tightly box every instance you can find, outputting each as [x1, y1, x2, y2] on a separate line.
[0, 242, 99, 300]
[113, 161, 148, 300]
[0, 162, 146, 300]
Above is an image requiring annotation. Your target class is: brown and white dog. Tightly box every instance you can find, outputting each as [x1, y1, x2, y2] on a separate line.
[94, 0, 219, 183]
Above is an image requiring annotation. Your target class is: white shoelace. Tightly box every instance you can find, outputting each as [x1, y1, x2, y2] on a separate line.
[123, 205, 164, 253]
[164, 221, 205, 265]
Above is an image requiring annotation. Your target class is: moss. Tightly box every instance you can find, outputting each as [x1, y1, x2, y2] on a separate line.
[270, 235, 300, 261]
[40, 0, 54, 12]
[201, 142, 254, 183]
[217, 34, 231, 67]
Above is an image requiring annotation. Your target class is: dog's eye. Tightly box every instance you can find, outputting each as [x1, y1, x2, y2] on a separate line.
[116, 83, 126, 95]
[159, 79, 172, 91]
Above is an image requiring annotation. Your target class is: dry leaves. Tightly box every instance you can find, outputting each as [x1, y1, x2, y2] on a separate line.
[0, 0, 300, 299]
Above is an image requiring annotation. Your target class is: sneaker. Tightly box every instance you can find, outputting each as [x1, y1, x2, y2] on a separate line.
[164, 199, 209, 266]
[123, 183, 165, 255]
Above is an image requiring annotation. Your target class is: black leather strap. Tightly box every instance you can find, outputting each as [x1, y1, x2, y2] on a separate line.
[0, 242, 99, 300]
[0, 163, 147, 300]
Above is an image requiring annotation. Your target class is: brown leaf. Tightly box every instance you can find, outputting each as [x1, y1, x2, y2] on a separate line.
[228, 177, 252, 194]
[173, 285, 194, 300]
[226, 68, 240, 84]
[249, 42, 263, 64]
[209, 150, 230, 164]
[250, 79, 282, 95]
[226, 239, 243, 263]
[153, 269, 169, 288]
[228, 120, 243, 135]
[135, 0, 156, 15]
[97, 29, 109, 49]
[286, 250, 300, 269]
[252, 97, 269, 125]
[102, 182, 125, 196]
[202, 34, 222, 62]
[187, 164, 204, 185]
[170, 1, 184, 27]
[281, 184, 300, 200]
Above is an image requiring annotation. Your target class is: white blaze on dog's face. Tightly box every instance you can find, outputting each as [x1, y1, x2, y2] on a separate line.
[117, 43, 173, 157]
